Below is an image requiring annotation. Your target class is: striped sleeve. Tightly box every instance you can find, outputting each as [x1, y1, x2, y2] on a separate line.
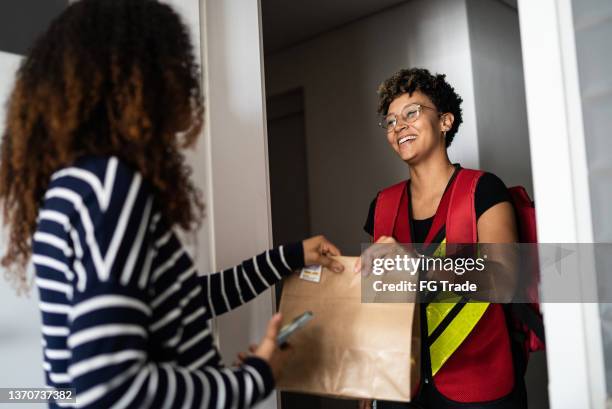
[62, 161, 296, 408]
[68, 280, 277, 408]
[197, 242, 303, 319]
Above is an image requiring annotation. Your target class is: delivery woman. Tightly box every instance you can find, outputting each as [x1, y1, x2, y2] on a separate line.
[358, 68, 526, 409]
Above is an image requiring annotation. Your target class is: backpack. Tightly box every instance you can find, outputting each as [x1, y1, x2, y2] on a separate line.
[447, 169, 545, 358]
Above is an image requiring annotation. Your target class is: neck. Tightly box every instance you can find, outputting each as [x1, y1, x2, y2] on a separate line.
[409, 152, 454, 196]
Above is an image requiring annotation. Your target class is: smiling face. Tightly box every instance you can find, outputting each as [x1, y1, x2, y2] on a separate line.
[384, 91, 453, 165]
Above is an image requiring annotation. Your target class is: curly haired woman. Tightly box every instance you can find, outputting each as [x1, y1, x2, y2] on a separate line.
[357, 68, 526, 409]
[0, 1, 343, 408]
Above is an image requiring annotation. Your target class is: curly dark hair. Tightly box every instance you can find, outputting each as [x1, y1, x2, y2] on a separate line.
[377, 68, 463, 147]
[0, 0, 204, 291]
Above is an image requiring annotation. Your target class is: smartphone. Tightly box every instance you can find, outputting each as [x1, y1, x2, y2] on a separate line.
[276, 311, 314, 346]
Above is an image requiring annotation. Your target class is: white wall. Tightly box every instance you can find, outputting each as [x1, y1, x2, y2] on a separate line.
[203, 1, 278, 408]
[465, 2, 546, 408]
[0, 51, 47, 407]
[571, 0, 612, 398]
[265, 0, 480, 254]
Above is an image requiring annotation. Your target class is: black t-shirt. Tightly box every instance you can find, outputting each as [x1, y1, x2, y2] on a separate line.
[363, 172, 511, 242]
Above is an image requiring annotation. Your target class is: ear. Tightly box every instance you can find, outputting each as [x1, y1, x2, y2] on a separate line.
[440, 113, 454, 132]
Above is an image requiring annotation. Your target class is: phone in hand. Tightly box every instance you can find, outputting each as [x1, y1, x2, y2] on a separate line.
[276, 311, 314, 346]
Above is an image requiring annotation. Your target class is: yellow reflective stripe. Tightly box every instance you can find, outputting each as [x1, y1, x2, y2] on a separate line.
[426, 301, 456, 336]
[425, 238, 489, 376]
[429, 302, 489, 376]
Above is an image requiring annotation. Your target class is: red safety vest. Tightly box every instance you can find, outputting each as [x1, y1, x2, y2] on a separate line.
[374, 168, 517, 402]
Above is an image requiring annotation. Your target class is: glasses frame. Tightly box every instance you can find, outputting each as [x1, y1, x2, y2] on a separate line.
[379, 103, 441, 133]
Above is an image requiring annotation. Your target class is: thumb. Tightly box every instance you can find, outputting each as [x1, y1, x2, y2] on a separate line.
[319, 255, 344, 273]
[265, 313, 283, 341]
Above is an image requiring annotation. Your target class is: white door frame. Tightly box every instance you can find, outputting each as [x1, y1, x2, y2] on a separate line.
[518, 0, 606, 408]
[199, 0, 278, 408]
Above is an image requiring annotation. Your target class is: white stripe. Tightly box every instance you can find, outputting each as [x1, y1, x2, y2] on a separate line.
[73, 260, 87, 293]
[194, 371, 211, 408]
[207, 274, 216, 317]
[178, 328, 211, 354]
[49, 372, 71, 384]
[32, 254, 74, 281]
[220, 270, 231, 312]
[265, 250, 282, 280]
[187, 349, 216, 370]
[155, 231, 173, 249]
[68, 324, 146, 348]
[45, 349, 71, 360]
[138, 247, 157, 289]
[183, 307, 205, 326]
[75, 361, 142, 407]
[222, 368, 240, 409]
[45, 187, 105, 280]
[38, 210, 70, 231]
[180, 286, 201, 308]
[178, 368, 195, 409]
[121, 196, 153, 285]
[52, 167, 109, 210]
[104, 157, 118, 210]
[150, 212, 161, 232]
[160, 365, 176, 409]
[142, 364, 159, 409]
[178, 266, 196, 283]
[104, 173, 142, 279]
[42, 361, 51, 371]
[109, 364, 150, 409]
[151, 247, 185, 282]
[163, 328, 183, 349]
[36, 278, 72, 298]
[42, 325, 69, 336]
[69, 228, 83, 258]
[243, 371, 254, 408]
[71, 295, 150, 321]
[150, 308, 181, 333]
[33, 232, 72, 257]
[232, 267, 245, 305]
[252, 256, 269, 286]
[39, 302, 70, 314]
[69, 350, 146, 378]
[239, 265, 257, 298]
[152, 283, 181, 309]
[204, 367, 226, 409]
[279, 245, 292, 271]
[243, 365, 265, 396]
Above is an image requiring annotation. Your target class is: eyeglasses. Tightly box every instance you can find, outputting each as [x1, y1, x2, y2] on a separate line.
[378, 103, 440, 132]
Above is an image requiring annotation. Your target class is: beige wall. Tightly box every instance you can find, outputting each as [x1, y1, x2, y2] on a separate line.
[265, 0, 480, 254]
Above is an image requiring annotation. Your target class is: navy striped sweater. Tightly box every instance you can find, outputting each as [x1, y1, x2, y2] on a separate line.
[33, 156, 304, 408]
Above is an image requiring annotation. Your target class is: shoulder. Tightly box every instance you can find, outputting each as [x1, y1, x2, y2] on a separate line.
[472, 171, 511, 219]
[45, 156, 152, 215]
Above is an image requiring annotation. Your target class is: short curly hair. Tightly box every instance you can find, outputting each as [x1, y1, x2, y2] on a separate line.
[377, 68, 463, 147]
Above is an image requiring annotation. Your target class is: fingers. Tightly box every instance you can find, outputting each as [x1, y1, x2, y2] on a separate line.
[321, 238, 341, 257]
[265, 313, 283, 341]
[353, 257, 361, 274]
[318, 254, 344, 273]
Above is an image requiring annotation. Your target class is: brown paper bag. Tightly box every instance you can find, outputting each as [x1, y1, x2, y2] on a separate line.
[277, 256, 420, 402]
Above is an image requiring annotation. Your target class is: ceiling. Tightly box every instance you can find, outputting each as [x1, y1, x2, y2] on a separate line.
[261, 0, 518, 55]
[261, 0, 408, 54]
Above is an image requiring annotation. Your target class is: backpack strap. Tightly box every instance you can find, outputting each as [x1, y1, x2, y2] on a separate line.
[446, 169, 484, 243]
[374, 180, 411, 242]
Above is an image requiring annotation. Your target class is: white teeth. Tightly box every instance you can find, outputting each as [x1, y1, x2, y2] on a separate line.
[398, 136, 416, 145]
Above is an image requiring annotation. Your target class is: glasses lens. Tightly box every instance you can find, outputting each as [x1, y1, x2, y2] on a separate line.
[380, 116, 396, 131]
[401, 105, 420, 123]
